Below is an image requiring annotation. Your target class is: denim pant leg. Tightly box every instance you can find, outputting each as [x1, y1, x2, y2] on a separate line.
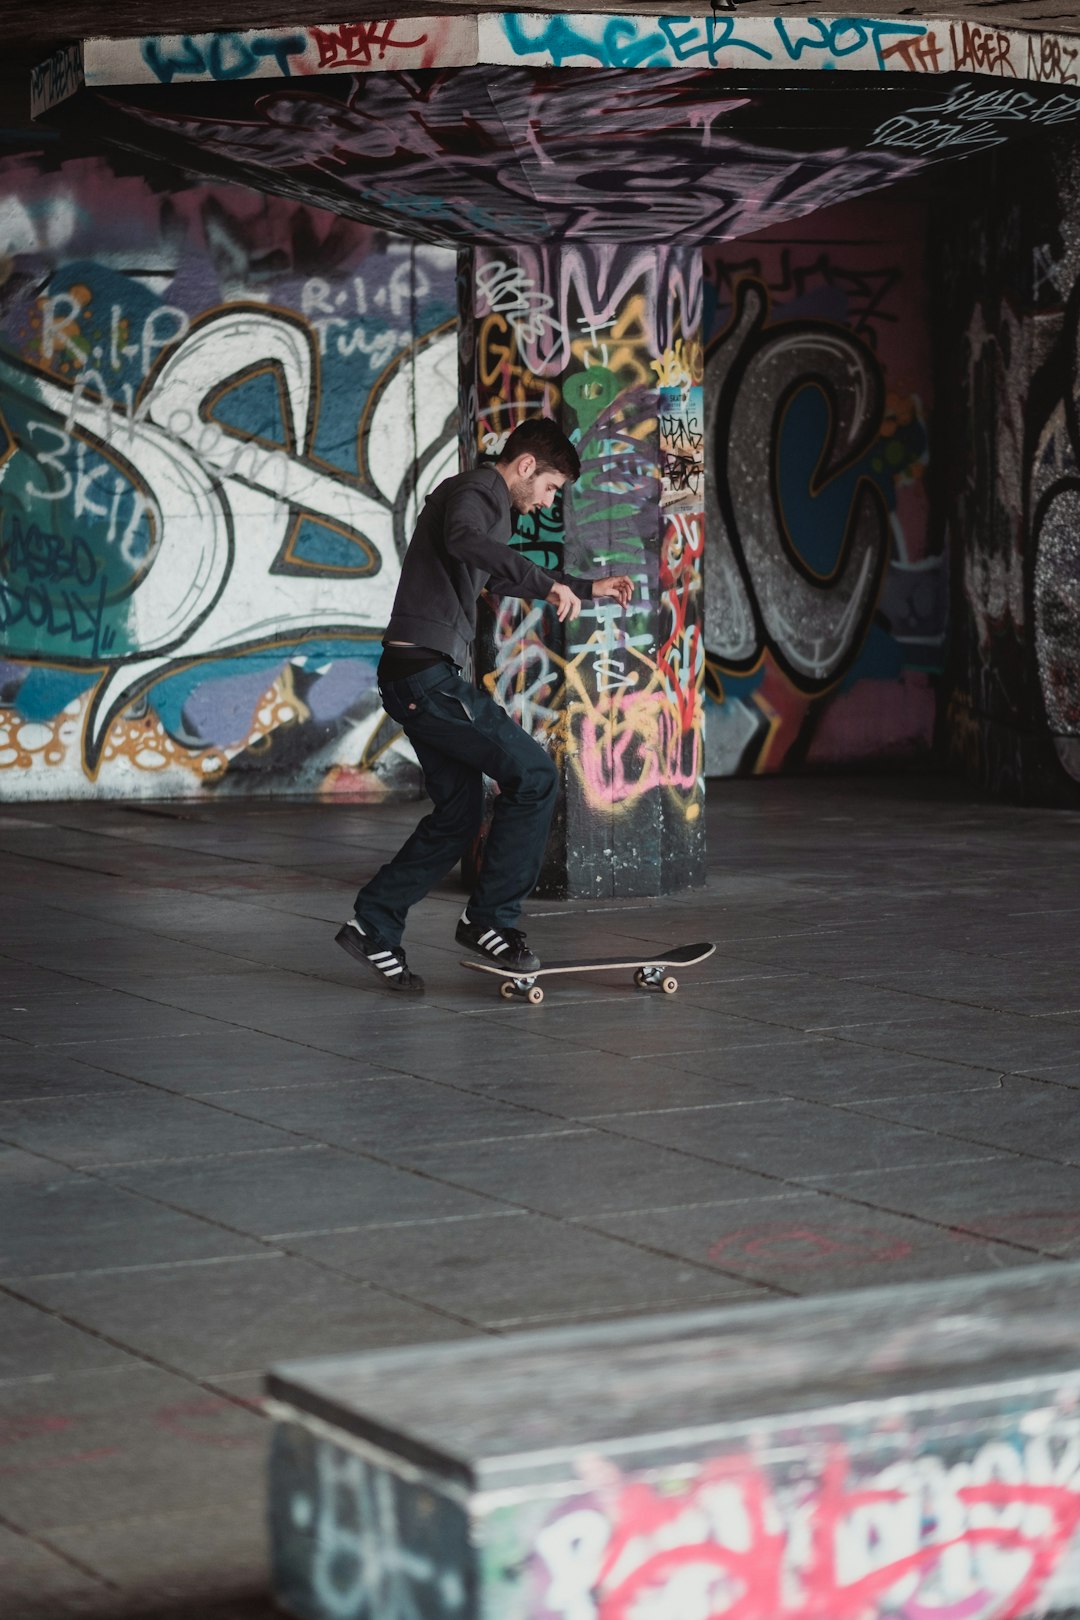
[355, 665, 557, 942]
[466, 696, 558, 930]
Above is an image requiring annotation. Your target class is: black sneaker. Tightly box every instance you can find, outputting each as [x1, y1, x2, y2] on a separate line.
[455, 912, 540, 972]
[335, 918, 424, 993]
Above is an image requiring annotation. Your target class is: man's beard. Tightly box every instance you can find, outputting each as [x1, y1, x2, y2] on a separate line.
[508, 472, 537, 513]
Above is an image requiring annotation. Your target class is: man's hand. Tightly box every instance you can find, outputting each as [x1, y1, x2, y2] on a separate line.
[547, 582, 582, 622]
[592, 575, 635, 607]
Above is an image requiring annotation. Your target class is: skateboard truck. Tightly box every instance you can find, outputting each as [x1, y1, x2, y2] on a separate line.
[498, 975, 546, 1004]
[634, 965, 680, 994]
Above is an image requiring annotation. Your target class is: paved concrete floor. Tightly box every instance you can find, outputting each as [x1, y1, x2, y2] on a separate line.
[1, 775, 1079, 1617]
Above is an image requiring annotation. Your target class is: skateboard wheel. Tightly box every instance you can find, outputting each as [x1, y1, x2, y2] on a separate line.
[499, 980, 515, 1000]
[634, 968, 647, 988]
[527, 985, 544, 1005]
[661, 975, 679, 994]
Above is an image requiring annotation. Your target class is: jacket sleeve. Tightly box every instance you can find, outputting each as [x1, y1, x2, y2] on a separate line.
[445, 482, 556, 600]
[549, 569, 596, 600]
[483, 562, 597, 602]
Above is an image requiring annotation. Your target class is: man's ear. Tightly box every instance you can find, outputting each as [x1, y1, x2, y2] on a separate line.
[517, 454, 536, 478]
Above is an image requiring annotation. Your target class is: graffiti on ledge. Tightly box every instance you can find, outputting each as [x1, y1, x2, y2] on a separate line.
[73, 16, 1080, 90]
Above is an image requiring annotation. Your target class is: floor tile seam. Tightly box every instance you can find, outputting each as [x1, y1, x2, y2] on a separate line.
[0, 871, 357, 978]
[0, 1090, 129, 1107]
[0, 1277, 274, 1426]
[99, 1129, 554, 1202]
[774, 1176, 1069, 1261]
[264, 1209, 532, 1241]
[0, 832, 314, 883]
[4, 1203, 496, 1370]
[625, 1059, 770, 1096]
[24, 954, 426, 1018]
[56, 1042, 413, 1100]
[42, 1001, 482, 1069]
[21, 1493, 269, 1542]
[657, 998, 1008, 1046]
[807, 1154, 1007, 1185]
[281, 1199, 786, 1293]
[576, 1095, 800, 1123]
[199, 1073, 429, 1098]
[0, 1508, 119, 1594]
[454, 994, 632, 1015]
[670, 970, 806, 989]
[786, 1026, 1077, 1077]
[555, 1212, 797, 1298]
[807, 968, 1080, 1021]
[555, 1100, 1056, 1197]
[763, 968, 1080, 1026]
[582, 1081, 1000, 1135]
[800, 1082, 1006, 1107]
[370, 1127, 587, 1152]
[0, 1136, 178, 1188]
[605, 1075, 1010, 1127]
[42, 1126, 550, 1272]
[48, 1044, 574, 1123]
[504, 1016, 772, 1058]
[4, 813, 281, 862]
[0, 1133, 355, 1269]
[259, 1236, 502, 1337]
[58, 1145, 329, 1171]
[812, 1085, 1080, 1162]
[650, 1004, 939, 1056]
[0, 1251, 288, 1286]
[566, 1191, 809, 1219]
[0, 860, 320, 920]
[309, 1061, 609, 1131]
[7, 1045, 534, 1155]
[485, 1290, 772, 1329]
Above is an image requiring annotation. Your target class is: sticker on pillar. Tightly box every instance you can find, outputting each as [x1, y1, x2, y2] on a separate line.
[659, 385, 704, 514]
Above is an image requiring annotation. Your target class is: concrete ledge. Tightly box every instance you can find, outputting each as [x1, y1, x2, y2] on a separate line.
[267, 1262, 1080, 1619]
[32, 11, 1080, 110]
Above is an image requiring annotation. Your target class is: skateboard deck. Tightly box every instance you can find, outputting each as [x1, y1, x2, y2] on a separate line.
[461, 941, 715, 1003]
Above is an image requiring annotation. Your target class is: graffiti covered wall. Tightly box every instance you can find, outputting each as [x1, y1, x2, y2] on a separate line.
[493, 1413, 1080, 1620]
[465, 244, 705, 897]
[0, 139, 457, 801]
[936, 129, 1080, 802]
[702, 187, 940, 777]
[271, 1394, 1080, 1620]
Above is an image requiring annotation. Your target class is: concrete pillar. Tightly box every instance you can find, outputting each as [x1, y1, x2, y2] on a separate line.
[458, 245, 706, 899]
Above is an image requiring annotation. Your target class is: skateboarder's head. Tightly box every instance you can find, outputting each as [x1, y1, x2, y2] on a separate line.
[497, 419, 580, 516]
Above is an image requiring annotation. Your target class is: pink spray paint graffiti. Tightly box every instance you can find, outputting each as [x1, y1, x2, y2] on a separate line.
[529, 1436, 1080, 1620]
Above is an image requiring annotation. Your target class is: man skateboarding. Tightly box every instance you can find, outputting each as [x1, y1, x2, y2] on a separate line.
[336, 418, 634, 993]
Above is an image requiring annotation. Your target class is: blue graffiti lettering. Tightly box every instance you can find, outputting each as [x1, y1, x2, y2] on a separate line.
[656, 16, 773, 65]
[141, 31, 308, 85]
[774, 16, 927, 71]
[498, 13, 671, 68]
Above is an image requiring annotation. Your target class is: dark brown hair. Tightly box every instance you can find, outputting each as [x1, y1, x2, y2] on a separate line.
[497, 419, 581, 480]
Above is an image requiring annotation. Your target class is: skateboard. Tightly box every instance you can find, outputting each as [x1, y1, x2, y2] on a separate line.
[461, 941, 715, 1003]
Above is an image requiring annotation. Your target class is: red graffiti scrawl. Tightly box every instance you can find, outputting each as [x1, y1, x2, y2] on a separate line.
[309, 21, 428, 68]
[537, 1444, 1080, 1620]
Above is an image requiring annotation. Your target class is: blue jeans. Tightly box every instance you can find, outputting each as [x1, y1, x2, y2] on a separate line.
[354, 662, 558, 947]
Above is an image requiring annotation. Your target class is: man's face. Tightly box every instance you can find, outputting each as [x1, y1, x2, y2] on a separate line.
[507, 457, 567, 515]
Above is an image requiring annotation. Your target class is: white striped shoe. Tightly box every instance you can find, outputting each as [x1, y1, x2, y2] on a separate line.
[455, 912, 540, 972]
[335, 920, 424, 993]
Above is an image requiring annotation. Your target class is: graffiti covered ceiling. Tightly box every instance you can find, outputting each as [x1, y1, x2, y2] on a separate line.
[34, 14, 1080, 245]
